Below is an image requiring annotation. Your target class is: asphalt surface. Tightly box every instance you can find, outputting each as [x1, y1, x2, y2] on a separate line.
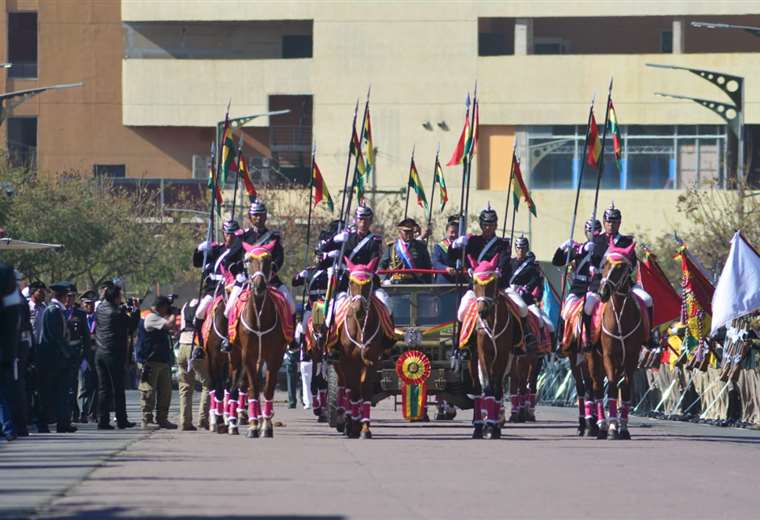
[1, 390, 759, 520]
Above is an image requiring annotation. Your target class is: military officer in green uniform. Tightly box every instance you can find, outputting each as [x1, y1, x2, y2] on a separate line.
[380, 218, 433, 284]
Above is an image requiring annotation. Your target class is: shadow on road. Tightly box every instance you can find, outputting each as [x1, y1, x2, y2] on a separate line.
[30, 506, 345, 520]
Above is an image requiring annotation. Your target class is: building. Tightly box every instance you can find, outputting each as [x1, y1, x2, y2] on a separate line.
[3, 1, 760, 258]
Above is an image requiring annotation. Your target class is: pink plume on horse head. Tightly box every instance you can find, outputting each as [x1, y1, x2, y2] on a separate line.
[607, 240, 636, 262]
[473, 253, 500, 274]
[243, 240, 274, 255]
[345, 256, 378, 274]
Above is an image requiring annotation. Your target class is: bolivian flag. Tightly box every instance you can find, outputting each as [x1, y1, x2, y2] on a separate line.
[434, 153, 448, 211]
[237, 153, 257, 201]
[312, 160, 334, 212]
[220, 123, 236, 185]
[408, 156, 428, 210]
[511, 151, 536, 217]
[447, 93, 471, 167]
[586, 110, 602, 168]
[607, 99, 623, 170]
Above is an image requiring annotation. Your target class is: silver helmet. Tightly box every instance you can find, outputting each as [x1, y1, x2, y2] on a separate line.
[603, 202, 621, 222]
[515, 234, 529, 250]
[248, 199, 267, 216]
[479, 202, 498, 225]
[354, 204, 374, 220]
[223, 219, 240, 234]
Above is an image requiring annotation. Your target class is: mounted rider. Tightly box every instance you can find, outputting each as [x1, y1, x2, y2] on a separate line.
[552, 217, 606, 351]
[510, 235, 553, 341]
[380, 217, 433, 284]
[450, 204, 530, 335]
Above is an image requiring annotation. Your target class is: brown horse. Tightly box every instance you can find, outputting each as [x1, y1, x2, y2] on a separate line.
[508, 352, 543, 422]
[202, 293, 247, 435]
[595, 243, 645, 440]
[238, 243, 290, 439]
[466, 253, 521, 439]
[332, 257, 394, 439]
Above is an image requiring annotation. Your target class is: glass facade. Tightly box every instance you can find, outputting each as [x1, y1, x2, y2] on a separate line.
[526, 125, 726, 190]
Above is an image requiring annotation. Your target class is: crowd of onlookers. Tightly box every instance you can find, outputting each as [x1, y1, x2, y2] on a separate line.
[0, 260, 186, 441]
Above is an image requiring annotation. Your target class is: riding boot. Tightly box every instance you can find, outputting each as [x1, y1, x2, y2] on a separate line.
[191, 319, 205, 360]
[521, 316, 535, 348]
[581, 313, 594, 353]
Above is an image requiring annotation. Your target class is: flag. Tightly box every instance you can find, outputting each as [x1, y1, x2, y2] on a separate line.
[511, 152, 537, 217]
[675, 245, 715, 339]
[433, 154, 448, 211]
[447, 94, 471, 166]
[639, 249, 681, 327]
[207, 162, 223, 216]
[541, 277, 561, 329]
[470, 96, 479, 157]
[237, 153, 257, 201]
[408, 156, 428, 210]
[362, 108, 375, 178]
[710, 232, 760, 334]
[220, 118, 236, 185]
[311, 160, 334, 212]
[350, 126, 367, 202]
[607, 99, 623, 170]
[586, 110, 602, 167]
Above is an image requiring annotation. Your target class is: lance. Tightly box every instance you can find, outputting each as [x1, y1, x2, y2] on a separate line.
[682, 378, 721, 415]
[653, 377, 678, 413]
[501, 142, 516, 238]
[215, 100, 231, 239]
[337, 99, 361, 230]
[508, 148, 520, 247]
[299, 143, 317, 316]
[231, 132, 244, 221]
[591, 77, 614, 223]
[403, 145, 415, 219]
[632, 383, 656, 414]
[555, 95, 596, 345]
[699, 379, 732, 420]
[424, 144, 440, 247]
[669, 371, 695, 416]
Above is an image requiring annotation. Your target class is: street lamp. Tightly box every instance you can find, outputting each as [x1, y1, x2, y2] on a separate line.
[690, 21, 760, 37]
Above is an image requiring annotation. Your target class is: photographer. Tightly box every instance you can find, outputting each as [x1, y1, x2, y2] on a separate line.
[136, 295, 178, 430]
[94, 282, 139, 430]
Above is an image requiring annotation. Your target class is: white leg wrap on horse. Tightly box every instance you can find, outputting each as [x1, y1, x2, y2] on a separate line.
[505, 288, 529, 318]
[457, 290, 476, 322]
[195, 294, 213, 321]
[300, 361, 313, 408]
[584, 292, 601, 316]
[225, 285, 244, 319]
[632, 284, 653, 308]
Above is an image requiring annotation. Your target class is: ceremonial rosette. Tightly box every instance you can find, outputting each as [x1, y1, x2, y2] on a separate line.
[395, 350, 431, 421]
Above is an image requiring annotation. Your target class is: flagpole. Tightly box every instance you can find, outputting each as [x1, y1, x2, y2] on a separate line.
[591, 77, 614, 222]
[338, 100, 360, 226]
[509, 148, 519, 246]
[501, 143, 516, 238]
[425, 145, 440, 246]
[231, 132, 243, 221]
[404, 145, 415, 219]
[304, 144, 316, 267]
[555, 95, 596, 342]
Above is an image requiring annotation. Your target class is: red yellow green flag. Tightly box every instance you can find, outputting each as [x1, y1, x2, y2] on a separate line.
[312, 160, 334, 212]
[408, 156, 428, 210]
[362, 109, 375, 177]
[350, 126, 366, 202]
[434, 154, 448, 211]
[586, 110, 602, 167]
[237, 153, 257, 201]
[511, 151, 537, 217]
[220, 120, 236, 185]
[447, 94, 471, 167]
[607, 99, 622, 170]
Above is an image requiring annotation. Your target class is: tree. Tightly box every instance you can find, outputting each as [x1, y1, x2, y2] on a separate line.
[0, 167, 199, 294]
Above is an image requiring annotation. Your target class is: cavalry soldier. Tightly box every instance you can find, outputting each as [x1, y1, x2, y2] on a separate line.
[380, 217, 433, 284]
[321, 204, 383, 269]
[450, 205, 529, 326]
[509, 235, 547, 343]
[600, 203, 654, 331]
[552, 218, 606, 351]
[432, 216, 461, 284]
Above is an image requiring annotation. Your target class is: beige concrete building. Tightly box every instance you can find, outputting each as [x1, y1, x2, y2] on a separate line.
[4, 1, 760, 258]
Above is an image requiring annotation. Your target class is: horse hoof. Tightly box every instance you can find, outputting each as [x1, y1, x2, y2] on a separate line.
[608, 428, 618, 440]
[619, 429, 631, 440]
[586, 419, 599, 437]
[229, 426, 239, 436]
[486, 425, 501, 440]
[263, 428, 274, 438]
[239, 416, 249, 426]
[360, 430, 372, 439]
[472, 424, 484, 439]
[246, 428, 259, 439]
[577, 418, 586, 437]
[507, 413, 520, 423]
[525, 412, 536, 423]
[596, 428, 608, 440]
[216, 424, 227, 434]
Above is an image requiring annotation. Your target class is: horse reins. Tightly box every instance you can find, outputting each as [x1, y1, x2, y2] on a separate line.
[344, 270, 381, 366]
[239, 259, 280, 372]
[599, 256, 641, 367]
[474, 270, 512, 375]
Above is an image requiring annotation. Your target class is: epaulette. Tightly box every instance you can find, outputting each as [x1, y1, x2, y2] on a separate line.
[386, 240, 395, 247]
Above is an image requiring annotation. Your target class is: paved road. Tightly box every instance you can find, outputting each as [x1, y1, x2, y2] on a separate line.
[2, 391, 759, 520]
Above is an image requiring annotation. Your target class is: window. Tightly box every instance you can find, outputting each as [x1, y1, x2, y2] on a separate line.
[282, 35, 312, 58]
[93, 164, 126, 178]
[7, 12, 38, 78]
[534, 38, 570, 55]
[526, 125, 726, 190]
[478, 18, 514, 56]
[661, 30, 673, 53]
[7, 117, 37, 168]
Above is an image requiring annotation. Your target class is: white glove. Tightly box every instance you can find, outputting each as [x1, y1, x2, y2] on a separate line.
[235, 273, 247, 284]
[560, 239, 576, 251]
[452, 234, 469, 249]
[298, 269, 308, 279]
[381, 279, 392, 287]
[333, 230, 349, 243]
[582, 241, 595, 253]
[197, 240, 210, 252]
[325, 250, 340, 259]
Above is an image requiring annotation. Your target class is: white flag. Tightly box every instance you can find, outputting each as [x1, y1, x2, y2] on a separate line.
[710, 231, 760, 335]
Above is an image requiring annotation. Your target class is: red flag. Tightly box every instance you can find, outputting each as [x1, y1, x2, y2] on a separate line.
[639, 251, 681, 326]
[511, 152, 537, 217]
[677, 249, 715, 316]
[586, 111, 602, 167]
[237, 153, 257, 200]
[447, 94, 471, 167]
[311, 160, 334, 212]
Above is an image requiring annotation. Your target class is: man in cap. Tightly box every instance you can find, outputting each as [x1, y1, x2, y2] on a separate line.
[37, 282, 77, 433]
[380, 217, 433, 284]
[77, 291, 99, 422]
[177, 297, 212, 431]
[136, 295, 178, 429]
[0, 261, 23, 440]
[450, 204, 527, 325]
[63, 284, 90, 424]
[432, 215, 461, 284]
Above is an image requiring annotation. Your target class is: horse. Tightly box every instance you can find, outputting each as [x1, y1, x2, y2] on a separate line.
[594, 242, 646, 440]
[464, 253, 522, 439]
[508, 351, 543, 423]
[237, 243, 291, 439]
[332, 257, 395, 439]
[301, 301, 329, 423]
[201, 290, 248, 435]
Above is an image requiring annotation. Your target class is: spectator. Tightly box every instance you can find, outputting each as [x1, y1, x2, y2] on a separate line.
[0, 261, 22, 441]
[95, 283, 138, 430]
[136, 295, 177, 430]
[78, 291, 98, 423]
[64, 285, 90, 424]
[10, 270, 32, 437]
[176, 298, 211, 431]
[28, 281, 46, 344]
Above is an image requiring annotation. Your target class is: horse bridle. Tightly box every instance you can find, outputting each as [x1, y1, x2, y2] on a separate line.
[599, 256, 641, 364]
[474, 270, 512, 374]
[240, 255, 279, 368]
[344, 269, 381, 365]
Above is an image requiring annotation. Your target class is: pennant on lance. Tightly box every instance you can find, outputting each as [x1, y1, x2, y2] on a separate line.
[586, 110, 602, 168]
[312, 160, 334, 212]
[434, 153, 448, 211]
[447, 93, 471, 167]
[237, 153, 257, 202]
[408, 156, 428, 210]
[511, 151, 537, 217]
[607, 99, 623, 170]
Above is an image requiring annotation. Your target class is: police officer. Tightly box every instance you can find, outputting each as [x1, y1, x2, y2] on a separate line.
[552, 218, 606, 351]
[64, 285, 90, 424]
[177, 298, 211, 430]
[78, 291, 98, 423]
[380, 218, 433, 284]
[0, 262, 23, 440]
[432, 216, 461, 284]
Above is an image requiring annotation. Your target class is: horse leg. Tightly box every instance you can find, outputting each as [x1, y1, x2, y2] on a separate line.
[346, 364, 362, 439]
[334, 365, 347, 433]
[243, 347, 261, 439]
[586, 351, 607, 439]
[485, 354, 508, 440]
[261, 346, 284, 439]
[619, 365, 633, 440]
[570, 358, 587, 436]
[468, 353, 484, 439]
[232, 345, 249, 427]
[359, 367, 374, 439]
[526, 354, 543, 422]
[601, 342, 619, 440]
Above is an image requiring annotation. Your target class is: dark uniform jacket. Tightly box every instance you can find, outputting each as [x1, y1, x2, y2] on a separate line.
[240, 227, 284, 272]
[321, 230, 383, 266]
[508, 252, 543, 305]
[0, 263, 21, 369]
[380, 238, 433, 284]
[449, 234, 512, 285]
[551, 239, 606, 296]
[66, 306, 91, 365]
[38, 299, 70, 365]
[292, 261, 331, 309]
[95, 301, 139, 361]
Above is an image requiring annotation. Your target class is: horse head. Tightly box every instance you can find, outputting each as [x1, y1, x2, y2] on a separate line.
[469, 253, 501, 318]
[345, 256, 378, 317]
[244, 242, 274, 297]
[600, 242, 635, 302]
